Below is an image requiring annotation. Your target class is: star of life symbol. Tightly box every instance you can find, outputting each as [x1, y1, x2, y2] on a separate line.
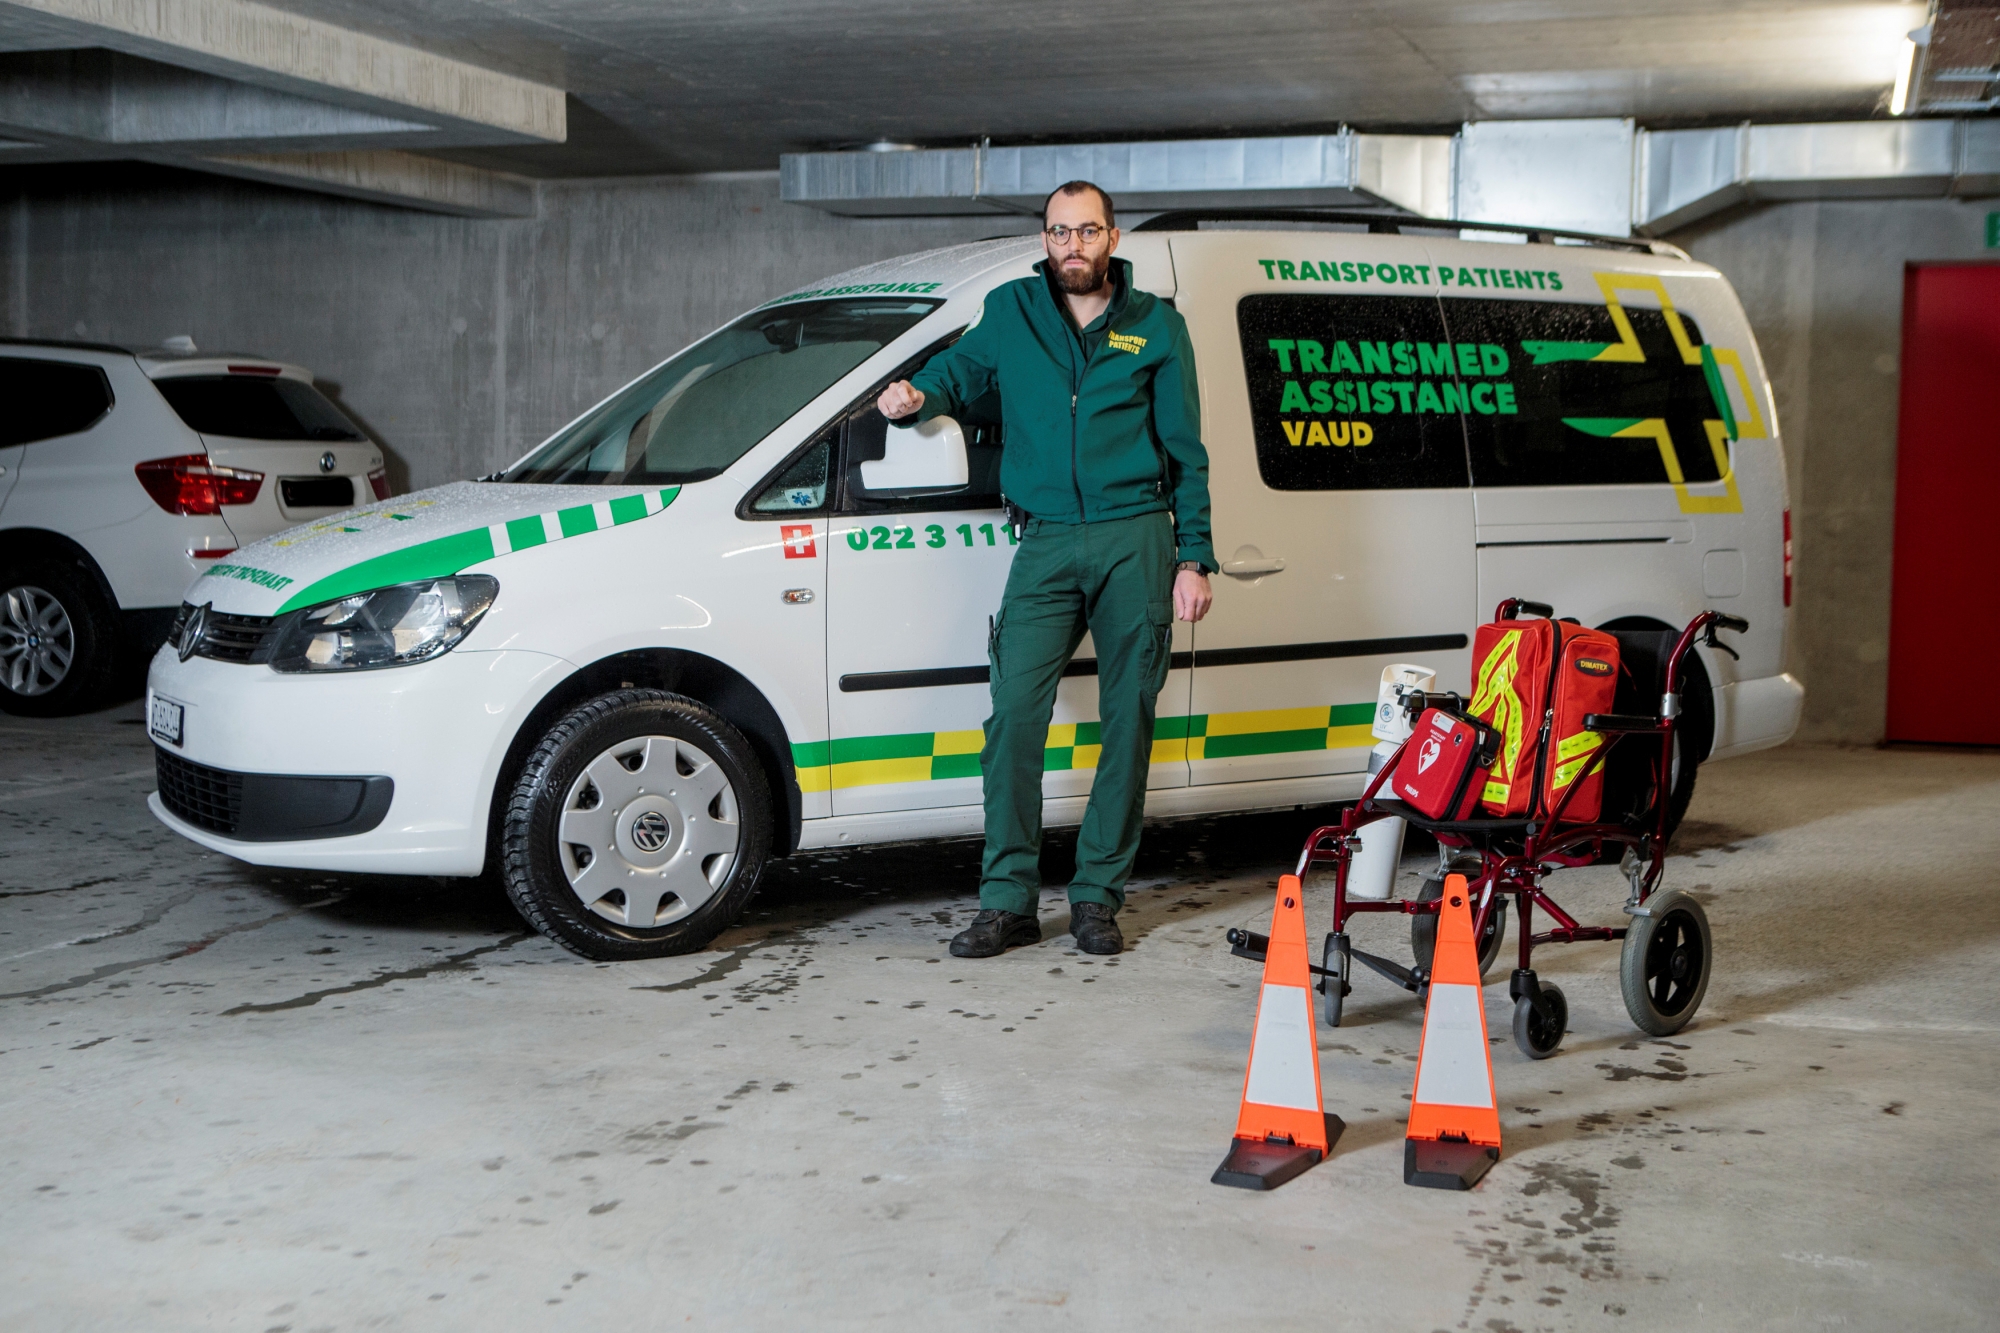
[1416, 734, 1442, 774]
[780, 524, 817, 559]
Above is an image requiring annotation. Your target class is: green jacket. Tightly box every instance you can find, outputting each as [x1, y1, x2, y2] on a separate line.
[909, 257, 1215, 572]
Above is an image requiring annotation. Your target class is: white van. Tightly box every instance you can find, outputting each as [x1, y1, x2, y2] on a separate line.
[0, 340, 388, 714]
[143, 216, 1801, 959]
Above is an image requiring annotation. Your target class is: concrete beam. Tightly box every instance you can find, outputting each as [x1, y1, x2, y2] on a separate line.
[0, 0, 564, 144]
[194, 148, 537, 217]
[0, 49, 433, 152]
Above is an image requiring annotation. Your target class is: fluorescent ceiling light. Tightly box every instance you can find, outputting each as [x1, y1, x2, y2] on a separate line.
[1891, 23, 1930, 116]
[1891, 40, 1915, 114]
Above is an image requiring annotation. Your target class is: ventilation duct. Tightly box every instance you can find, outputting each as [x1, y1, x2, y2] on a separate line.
[779, 132, 1452, 218]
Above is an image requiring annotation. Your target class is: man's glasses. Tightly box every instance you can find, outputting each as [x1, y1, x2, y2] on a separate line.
[1043, 223, 1108, 245]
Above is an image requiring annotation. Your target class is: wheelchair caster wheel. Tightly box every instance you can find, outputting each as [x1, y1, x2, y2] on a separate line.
[1621, 888, 1712, 1036]
[1321, 932, 1350, 1028]
[1513, 983, 1567, 1060]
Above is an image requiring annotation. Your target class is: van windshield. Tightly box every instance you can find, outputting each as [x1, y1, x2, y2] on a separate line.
[501, 298, 940, 486]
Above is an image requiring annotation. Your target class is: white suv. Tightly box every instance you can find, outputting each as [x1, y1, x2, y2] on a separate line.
[0, 339, 388, 714]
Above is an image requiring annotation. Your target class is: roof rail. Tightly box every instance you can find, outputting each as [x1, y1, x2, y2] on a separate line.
[1131, 207, 1670, 256]
[0, 335, 134, 355]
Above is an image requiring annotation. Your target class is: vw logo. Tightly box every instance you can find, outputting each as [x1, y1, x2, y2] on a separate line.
[319, 450, 338, 473]
[177, 603, 209, 662]
[630, 810, 672, 853]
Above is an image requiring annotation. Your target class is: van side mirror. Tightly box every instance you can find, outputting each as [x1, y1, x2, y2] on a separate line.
[859, 414, 971, 494]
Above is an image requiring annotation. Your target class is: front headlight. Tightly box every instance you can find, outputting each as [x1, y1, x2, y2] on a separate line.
[268, 576, 498, 673]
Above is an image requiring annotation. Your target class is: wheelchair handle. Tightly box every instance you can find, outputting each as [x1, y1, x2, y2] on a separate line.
[1496, 597, 1555, 621]
[1711, 613, 1750, 635]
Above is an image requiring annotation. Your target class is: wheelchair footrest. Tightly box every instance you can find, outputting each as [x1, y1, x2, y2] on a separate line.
[1352, 947, 1426, 994]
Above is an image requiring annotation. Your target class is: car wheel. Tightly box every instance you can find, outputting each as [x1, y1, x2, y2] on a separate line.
[500, 689, 773, 960]
[0, 559, 119, 717]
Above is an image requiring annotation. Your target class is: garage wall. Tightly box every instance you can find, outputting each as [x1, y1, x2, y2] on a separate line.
[0, 166, 1027, 490]
[1668, 198, 1996, 745]
[3, 167, 1993, 743]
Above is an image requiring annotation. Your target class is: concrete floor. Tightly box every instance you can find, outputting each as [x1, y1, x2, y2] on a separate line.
[3, 703, 1997, 1331]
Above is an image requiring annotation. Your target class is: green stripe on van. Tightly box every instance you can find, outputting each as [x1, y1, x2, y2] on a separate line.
[276, 486, 678, 613]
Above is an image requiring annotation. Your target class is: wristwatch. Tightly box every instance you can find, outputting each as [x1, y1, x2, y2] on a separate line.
[1175, 561, 1209, 575]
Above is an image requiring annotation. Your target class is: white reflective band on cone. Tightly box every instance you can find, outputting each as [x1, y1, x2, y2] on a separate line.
[1413, 984, 1496, 1109]
[1243, 983, 1320, 1111]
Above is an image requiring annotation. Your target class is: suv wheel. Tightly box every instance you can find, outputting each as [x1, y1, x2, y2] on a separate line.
[500, 689, 772, 960]
[0, 559, 118, 716]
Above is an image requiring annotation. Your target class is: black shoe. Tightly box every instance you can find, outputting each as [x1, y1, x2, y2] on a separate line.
[949, 910, 1041, 958]
[1069, 902, 1123, 955]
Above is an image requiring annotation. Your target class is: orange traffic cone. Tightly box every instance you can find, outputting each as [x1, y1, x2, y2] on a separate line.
[1212, 875, 1345, 1190]
[1404, 873, 1502, 1189]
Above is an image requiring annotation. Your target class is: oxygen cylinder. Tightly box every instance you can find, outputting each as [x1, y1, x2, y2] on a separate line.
[1346, 663, 1436, 901]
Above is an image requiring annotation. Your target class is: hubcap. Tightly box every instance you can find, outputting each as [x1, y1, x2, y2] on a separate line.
[1645, 909, 1704, 1016]
[0, 585, 74, 696]
[557, 734, 740, 929]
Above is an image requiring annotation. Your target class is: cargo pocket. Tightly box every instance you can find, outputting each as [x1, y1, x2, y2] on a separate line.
[987, 612, 1004, 690]
[1143, 600, 1173, 696]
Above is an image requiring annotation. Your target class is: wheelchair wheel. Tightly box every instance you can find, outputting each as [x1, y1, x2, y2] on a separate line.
[1620, 889, 1712, 1036]
[1512, 984, 1567, 1060]
[1411, 879, 1507, 979]
[1321, 933, 1349, 1028]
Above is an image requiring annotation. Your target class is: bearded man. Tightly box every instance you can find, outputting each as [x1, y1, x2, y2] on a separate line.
[876, 180, 1215, 958]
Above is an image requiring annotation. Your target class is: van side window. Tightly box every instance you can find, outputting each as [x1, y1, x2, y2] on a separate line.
[0, 357, 114, 446]
[1236, 295, 1470, 491]
[836, 333, 1004, 514]
[1439, 298, 1728, 488]
[841, 399, 1004, 513]
[749, 426, 834, 513]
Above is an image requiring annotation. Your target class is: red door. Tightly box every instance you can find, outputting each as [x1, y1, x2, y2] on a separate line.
[1886, 263, 2000, 744]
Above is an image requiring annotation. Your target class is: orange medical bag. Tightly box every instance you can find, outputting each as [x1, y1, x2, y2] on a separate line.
[1467, 612, 1621, 821]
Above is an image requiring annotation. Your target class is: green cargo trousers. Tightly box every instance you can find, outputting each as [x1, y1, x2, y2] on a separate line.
[979, 510, 1175, 916]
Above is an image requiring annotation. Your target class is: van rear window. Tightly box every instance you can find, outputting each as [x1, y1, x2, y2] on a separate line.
[1237, 294, 1471, 491]
[1237, 293, 1738, 492]
[1439, 298, 1728, 489]
[155, 375, 365, 441]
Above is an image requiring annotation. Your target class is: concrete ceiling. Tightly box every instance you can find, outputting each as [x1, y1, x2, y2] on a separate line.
[2, 0, 1932, 179]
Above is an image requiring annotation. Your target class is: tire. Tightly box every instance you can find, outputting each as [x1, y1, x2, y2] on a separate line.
[1411, 876, 1507, 979]
[500, 689, 772, 961]
[0, 558, 120, 717]
[1321, 933, 1348, 1028]
[1512, 983, 1567, 1060]
[1620, 888, 1712, 1036]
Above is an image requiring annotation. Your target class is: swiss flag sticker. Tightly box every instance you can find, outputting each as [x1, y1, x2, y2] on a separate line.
[780, 524, 817, 559]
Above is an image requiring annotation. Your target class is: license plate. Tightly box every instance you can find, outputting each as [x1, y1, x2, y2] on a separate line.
[149, 695, 184, 747]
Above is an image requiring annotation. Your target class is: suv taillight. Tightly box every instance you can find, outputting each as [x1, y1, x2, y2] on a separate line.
[367, 467, 392, 501]
[1782, 507, 1793, 608]
[135, 455, 265, 515]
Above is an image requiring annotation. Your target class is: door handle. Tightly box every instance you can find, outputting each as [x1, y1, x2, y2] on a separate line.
[1220, 556, 1285, 576]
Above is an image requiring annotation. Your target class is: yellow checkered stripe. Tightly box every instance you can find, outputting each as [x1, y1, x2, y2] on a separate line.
[793, 704, 1375, 793]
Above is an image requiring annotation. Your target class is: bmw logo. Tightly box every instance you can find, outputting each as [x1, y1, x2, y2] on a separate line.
[319, 451, 338, 473]
[630, 810, 671, 853]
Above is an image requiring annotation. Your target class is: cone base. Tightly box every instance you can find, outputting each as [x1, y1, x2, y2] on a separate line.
[1211, 1115, 1346, 1190]
[1404, 1137, 1499, 1190]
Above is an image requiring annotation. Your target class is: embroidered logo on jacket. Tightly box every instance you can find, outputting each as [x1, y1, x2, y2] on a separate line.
[1106, 331, 1147, 354]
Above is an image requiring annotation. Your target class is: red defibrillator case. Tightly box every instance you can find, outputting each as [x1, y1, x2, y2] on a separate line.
[1390, 707, 1497, 821]
[1466, 612, 1621, 821]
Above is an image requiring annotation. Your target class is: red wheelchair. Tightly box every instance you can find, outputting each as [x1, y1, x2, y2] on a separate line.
[1263, 602, 1746, 1059]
